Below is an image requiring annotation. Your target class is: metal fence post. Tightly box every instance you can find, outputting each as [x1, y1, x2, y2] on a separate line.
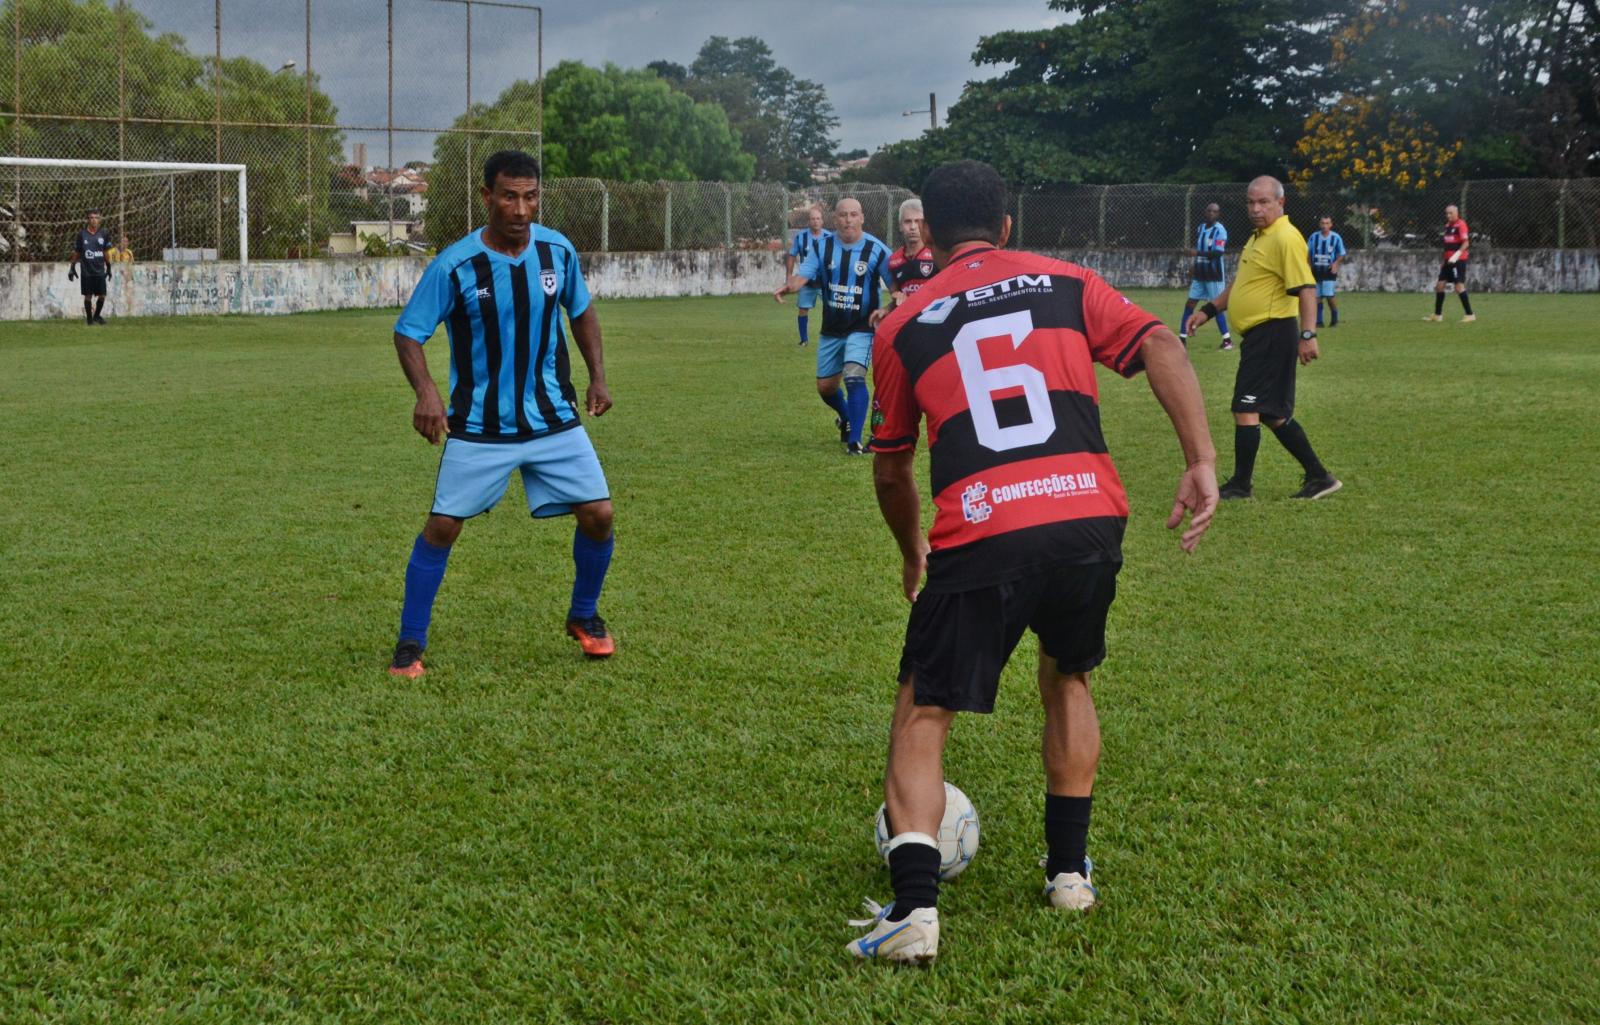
[600, 181, 609, 253]
[723, 183, 732, 247]
[1016, 192, 1025, 248]
[664, 184, 672, 250]
[1183, 184, 1194, 248]
[1557, 179, 1568, 248]
[1097, 186, 1107, 247]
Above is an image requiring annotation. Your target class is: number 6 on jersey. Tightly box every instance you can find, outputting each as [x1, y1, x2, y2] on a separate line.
[951, 310, 1056, 452]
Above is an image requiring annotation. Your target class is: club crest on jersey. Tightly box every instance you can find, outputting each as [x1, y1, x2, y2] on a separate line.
[919, 261, 935, 276]
[961, 482, 993, 524]
[540, 269, 558, 295]
[854, 261, 867, 275]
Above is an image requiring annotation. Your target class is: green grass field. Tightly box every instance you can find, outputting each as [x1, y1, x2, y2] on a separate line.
[3, 290, 1598, 1023]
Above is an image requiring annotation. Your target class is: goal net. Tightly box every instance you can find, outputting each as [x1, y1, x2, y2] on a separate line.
[0, 158, 249, 265]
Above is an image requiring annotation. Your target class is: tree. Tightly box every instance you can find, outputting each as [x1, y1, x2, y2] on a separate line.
[1291, 94, 1462, 196]
[1327, 1, 1600, 177]
[667, 36, 839, 182]
[860, 0, 1342, 188]
[423, 63, 753, 247]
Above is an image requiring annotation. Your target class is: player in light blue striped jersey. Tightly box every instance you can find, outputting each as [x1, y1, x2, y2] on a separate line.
[1181, 203, 1233, 350]
[785, 204, 832, 346]
[1308, 215, 1347, 327]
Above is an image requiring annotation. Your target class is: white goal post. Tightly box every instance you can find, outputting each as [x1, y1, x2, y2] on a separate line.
[0, 157, 250, 266]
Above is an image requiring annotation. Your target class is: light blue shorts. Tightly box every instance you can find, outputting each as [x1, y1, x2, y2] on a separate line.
[432, 426, 609, 520]
[1316, 279, 1338, 298]
[797, 285, 820, 310]
[1187, 279, 1226, 301]
[817, 331, 873, 378]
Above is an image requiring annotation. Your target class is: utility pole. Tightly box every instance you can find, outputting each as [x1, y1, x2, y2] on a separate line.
[902, 93, 937, 131]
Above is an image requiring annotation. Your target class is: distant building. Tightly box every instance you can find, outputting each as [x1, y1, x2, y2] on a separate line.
[810, 157, 871, 183]
[328, 218, 421, 256]
[351, 142, 369, 171]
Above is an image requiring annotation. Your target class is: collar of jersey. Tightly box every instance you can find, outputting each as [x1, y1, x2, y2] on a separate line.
[474, 227, 535, 263]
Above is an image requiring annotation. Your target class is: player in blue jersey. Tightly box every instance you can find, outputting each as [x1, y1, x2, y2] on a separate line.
[1180, 203, 1233, 350]
[387, 150, 617, 678]
[1308, 215, 1347, 327]
[773, 197, 895, 455]
[785, 204, 832, 346]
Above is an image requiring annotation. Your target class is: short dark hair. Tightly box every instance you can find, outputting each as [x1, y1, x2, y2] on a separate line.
[482, 150, 541, 190]
[920, 160, 1006, 248]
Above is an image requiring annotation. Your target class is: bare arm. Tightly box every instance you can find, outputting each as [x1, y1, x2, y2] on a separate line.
[872, 449, 929, 601]
[1140, 327, 1218, 553]
[773, 272, 812, 302]
[394, 333, 448, 445]
[785, 252, 797, 277]
[569, 306, 612, 417]
[1296, 288, 1320, 365]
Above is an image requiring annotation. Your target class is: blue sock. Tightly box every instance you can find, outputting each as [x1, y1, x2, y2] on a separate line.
[1329, 303, 1338, 325]
[797, 314, 809, 343]
[1179, 301, 1195, 337]
[1316, 300, 1324, 327]
[821, 387, 848, 423]
[568, 528, 615, 621]
[1215, 310, 1231, 337]
[844, 376, 869, 444]
[399, 534, 451, 647]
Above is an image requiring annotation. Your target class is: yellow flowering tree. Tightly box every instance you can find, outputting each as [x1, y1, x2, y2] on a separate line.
[1291, 94, 1462, 197]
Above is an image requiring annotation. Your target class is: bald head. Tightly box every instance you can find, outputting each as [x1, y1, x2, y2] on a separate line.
[833, 197, 864, 243]
[1245, 176, 1286, 229]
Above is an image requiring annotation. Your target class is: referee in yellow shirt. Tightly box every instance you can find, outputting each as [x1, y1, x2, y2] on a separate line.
[1188, 176, 1341, 500]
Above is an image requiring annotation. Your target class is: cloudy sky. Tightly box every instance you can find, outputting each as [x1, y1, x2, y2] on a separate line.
[138, 0, 1066, 167]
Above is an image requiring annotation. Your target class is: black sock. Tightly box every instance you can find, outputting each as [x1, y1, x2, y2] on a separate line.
[1045, 793, 1093, 878]
[84, 302, 93, 323]
[884, 839, 941, 921]
[94, 298, 104, 318]
[1270, 419, 1328, 478]
[1232, 424, 1261, 485]
[1434, 292, 1445, 315]
[1459, 292, 1473, 315]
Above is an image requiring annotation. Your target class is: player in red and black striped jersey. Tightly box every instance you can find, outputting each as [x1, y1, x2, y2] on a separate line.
[846, 161, 1217, 964]
[1427, 204, 1476, 322]
[887, 197, 938, 302]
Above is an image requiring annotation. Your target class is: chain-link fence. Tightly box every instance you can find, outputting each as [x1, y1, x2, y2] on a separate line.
[1007, 180, 1600, 252]
[538, 180, 916, 253]
[1, 0, 542, 262]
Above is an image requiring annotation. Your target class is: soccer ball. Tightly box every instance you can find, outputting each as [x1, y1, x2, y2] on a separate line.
[874, 781, 981, 881]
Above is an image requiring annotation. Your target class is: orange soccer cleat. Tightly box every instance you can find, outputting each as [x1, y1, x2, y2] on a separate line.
[566, 615, 616, 658]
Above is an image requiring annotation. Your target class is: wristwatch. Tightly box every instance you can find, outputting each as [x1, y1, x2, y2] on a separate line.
[1300, 330, 1317, 340]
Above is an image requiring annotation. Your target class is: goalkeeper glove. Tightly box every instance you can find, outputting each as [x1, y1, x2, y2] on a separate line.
[68, 266, 77, 281]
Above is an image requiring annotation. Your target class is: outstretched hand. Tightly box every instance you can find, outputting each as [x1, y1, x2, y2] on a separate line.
[1166, 461, 1218, 553]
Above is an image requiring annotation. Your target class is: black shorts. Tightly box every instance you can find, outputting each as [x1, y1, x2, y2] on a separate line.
[1232, 317, 1298, 422]
[898, 560, 1120, 713]
[79, 273, 107, 297]
[1438, 260, 1467, 285]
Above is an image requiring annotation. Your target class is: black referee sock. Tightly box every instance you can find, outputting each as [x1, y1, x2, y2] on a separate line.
[884, 839, 941, 921]
[1434, 292, 1445, 316]
[1232, 424, 1261, 486]
[1270, 418, 1328, 479]
[1045, 793, 1093, 878]
[1459, 292, 1473, 315]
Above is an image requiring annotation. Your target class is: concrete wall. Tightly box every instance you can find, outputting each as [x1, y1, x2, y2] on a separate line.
[3, 246, 1594, 320]
[1044, 248, 1600, 293]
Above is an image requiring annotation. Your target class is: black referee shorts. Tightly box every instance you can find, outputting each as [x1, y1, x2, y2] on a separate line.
[898, 560, 1120, 714]
[79, 273, 107, 297]
[1232, 317, 1299, 423]
[1437, 260, 1467, 285]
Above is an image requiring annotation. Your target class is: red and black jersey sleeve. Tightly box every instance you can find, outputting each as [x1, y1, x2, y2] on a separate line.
[1443, 221, 1470, 259]
[1079, 267, 1163, 378]
[868, 324, 920, 454]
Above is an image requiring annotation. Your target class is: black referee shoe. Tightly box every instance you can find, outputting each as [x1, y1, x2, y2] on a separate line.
[1218, 478, 1253, 500]
[1290, 474, 1342, 500]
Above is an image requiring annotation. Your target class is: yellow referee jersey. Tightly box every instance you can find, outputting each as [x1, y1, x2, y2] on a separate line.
[1229, 214, 1315, 334]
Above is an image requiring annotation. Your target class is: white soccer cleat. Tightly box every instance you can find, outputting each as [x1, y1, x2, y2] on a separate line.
[1423, 314, 1443, 322]
[845, 899, 939, 964]
[1043, 855, 1099, 911]
[1460, 314, 1477, 322]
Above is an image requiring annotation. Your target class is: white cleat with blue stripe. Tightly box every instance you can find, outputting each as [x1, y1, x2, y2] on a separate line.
[1043, 855, 1099, 910]
[845, 899, 939, 964]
